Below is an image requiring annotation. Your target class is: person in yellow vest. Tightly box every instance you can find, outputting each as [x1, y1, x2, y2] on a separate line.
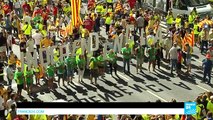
[191, 7, 198, 19]
[105, 13, 112, 34]
[107, 5, 113, 13]
[41, 25, 47, 37]
[35, 21, 43, 31]
[166, 11, 174, 27]
[188, 12, 195, 29]
[207, 96, 213, 114]
[194, 20, 200, 46]
[53, 47, 60, 63]
[22, 22, 32, 37]
[175, 14, 182, 28]
[101, 5, 107, 16]
[193, 98, 206, 119]
[95, 3, 103, 14]
[63, 4, 71, 15]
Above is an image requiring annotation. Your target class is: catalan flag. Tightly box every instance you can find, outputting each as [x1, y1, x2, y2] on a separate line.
[199, 19, 213, 28]
[182, 32, 194, 48]
[71, 0, 82, 27]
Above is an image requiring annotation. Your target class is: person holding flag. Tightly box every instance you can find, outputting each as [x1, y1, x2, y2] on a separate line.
[121, 43, 132, 74]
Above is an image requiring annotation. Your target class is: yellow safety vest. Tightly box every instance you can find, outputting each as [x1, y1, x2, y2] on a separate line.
[194, 24, 199, 35]
[166, 15, 173, 25]
[175, 18, 181, 27]
[22, 24, 32, 35]
[105, 17, 111, 25]
[107, 0, 113, 3]
[188, 15, 194, 24]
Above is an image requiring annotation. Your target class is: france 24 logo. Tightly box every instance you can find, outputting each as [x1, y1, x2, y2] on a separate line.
[184, 102, 196, 115]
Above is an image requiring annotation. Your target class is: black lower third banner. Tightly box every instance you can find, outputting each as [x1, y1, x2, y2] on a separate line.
[15, 102, 192, 115]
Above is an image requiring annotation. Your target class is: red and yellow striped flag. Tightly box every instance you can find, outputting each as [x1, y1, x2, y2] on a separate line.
[71, 0, 82, 27]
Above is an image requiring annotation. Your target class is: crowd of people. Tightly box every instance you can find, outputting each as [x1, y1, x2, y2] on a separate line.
[0, 0, 212, 119]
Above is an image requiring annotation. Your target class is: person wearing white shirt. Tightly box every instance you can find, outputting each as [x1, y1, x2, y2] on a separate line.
[169, 43, 178, 75]
[6, 65, 14, 87]
[80, 4, 86, 21]
[6, 32, 13, 54]
[164, 33, 172, 60]
[32, 30, 43, 54]
[6, 93, 16, 112]
[119, 30, 126, 48]
[23, 13, 32, 25]
[26, 36, 35, 56]
[14, 0, 22, 17]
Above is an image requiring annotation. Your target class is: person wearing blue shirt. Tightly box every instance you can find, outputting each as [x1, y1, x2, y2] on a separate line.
[202, 54, 213, 84]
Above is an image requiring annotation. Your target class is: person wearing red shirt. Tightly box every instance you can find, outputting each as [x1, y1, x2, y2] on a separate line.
[3, 3, 11, 15]
[42, 9, 49, 26]
[129, 15, 135, 24]
[88, 0, 95, 10]
[33, 8, 42, 17]
[83, 16, 94, 32]
[22, 2, 31, 15]
[128, 0, 136, 9]
[52, 4, 58, 22]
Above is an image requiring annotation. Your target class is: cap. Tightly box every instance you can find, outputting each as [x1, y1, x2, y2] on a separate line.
[206, 54, 211, 59]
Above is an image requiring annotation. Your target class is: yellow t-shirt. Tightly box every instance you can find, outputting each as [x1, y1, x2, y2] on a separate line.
[40, 38, 53, 48]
